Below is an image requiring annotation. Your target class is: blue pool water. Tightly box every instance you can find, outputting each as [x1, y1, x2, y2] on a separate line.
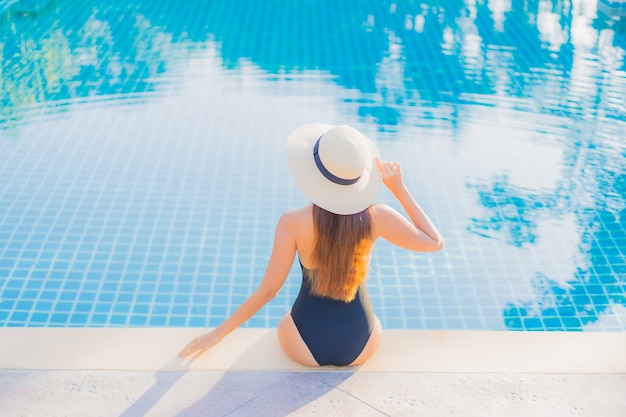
[0, 0, 625, 331]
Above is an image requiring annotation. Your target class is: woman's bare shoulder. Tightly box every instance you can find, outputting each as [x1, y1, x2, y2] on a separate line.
[294, 204, 314, 215]
[369, 202, 396, 219]
[280, 205, 313, 226]
[369, 203, 405, 237]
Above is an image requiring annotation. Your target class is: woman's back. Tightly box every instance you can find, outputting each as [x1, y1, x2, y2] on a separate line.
[285, 205, 317, 269]
[287, 200, 443, 270]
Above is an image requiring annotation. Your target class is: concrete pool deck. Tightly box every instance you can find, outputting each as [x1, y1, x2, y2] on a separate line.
[1, 329, 625, 416]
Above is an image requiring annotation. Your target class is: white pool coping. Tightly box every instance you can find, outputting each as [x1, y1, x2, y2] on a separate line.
[1, 328, 625, 373]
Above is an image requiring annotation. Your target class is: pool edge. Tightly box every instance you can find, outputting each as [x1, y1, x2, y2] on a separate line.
[1, 328, 625, 373]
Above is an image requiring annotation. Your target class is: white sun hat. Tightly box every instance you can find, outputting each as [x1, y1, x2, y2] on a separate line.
[286, 123, 382, 215]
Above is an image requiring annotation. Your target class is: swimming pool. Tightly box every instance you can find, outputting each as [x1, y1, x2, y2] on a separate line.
[1, 0, 624, 331]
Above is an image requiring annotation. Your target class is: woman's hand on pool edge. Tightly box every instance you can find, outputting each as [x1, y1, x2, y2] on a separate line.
[178, 330, 223, 361]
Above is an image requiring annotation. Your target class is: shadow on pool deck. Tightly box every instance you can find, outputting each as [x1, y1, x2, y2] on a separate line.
[116, 331, 357, 416]
[115, 342, 356, 417]
[120, 368, 355, 417]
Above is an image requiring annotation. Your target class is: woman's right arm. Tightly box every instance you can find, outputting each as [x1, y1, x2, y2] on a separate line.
[178, 212, 297, 361]
[373, 158, 444, 252]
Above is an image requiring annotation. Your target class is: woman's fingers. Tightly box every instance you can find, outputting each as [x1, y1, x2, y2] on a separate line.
[376, 157, 391, 179]
[179, 337, 205, 360]
[179, 331, 222, 361]
[178, 343, 195, 359]
[191, 348, 206, 361]
[376, 158, 402, 186]
[375, 158, 390, 175]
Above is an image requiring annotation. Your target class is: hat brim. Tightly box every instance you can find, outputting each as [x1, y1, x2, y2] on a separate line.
[286, 123, 382, 215]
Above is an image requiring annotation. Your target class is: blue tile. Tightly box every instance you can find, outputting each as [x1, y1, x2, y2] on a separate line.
[9, 311, 29, 322]
[149, 316, 167, 326]
[91, 315, 108, 326]
[522, 318, 545, 331]
[29, 313, 49, 324]
[188, 316, 207, 327]
[15, 300, 34, 311]
[113, 303, 131, 313]
[168, 316, 188, 326]
[1, 289, 21, 299]
[71, 314, 89, 325]
[110, 315, 128, 325]
[55, 302, 74, 313]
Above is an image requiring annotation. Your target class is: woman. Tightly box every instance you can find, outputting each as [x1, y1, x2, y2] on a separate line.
[179, 124, 444, 366]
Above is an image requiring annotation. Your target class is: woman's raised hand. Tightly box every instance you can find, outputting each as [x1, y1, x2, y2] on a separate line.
[375, 157, 406, 196]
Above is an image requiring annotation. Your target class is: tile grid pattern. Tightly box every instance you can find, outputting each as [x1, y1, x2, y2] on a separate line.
[1, 0, 625, 330]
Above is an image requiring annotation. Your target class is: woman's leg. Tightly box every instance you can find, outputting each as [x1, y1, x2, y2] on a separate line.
[277, 312, 319, 367]
[349, 315, 382, 366]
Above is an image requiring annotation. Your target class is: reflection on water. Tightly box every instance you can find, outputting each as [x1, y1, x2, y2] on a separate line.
[4, 0, 623, 127]
[0, 1, 177, 127]
[0, 0, 624, 330]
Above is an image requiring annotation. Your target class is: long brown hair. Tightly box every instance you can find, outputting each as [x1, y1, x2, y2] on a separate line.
[309, 204, 374, 302]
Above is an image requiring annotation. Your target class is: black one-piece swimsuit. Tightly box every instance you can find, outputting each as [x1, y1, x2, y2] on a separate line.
[290, 262, 376, 366]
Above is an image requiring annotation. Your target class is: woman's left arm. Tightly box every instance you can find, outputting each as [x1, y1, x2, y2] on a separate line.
[179, 213, 297, 360]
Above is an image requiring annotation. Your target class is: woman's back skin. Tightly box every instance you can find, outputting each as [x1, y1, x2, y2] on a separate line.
[179, 159, 444, 365]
